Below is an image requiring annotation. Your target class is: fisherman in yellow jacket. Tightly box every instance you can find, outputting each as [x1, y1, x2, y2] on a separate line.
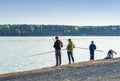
[67, 39, 75, 64]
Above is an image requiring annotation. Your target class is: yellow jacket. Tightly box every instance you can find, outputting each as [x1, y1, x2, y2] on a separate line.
[67, 41, 75, 52]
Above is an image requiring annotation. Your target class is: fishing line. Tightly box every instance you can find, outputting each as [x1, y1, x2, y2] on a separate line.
[75, 47, 104, 52]
[25, 47, 104, 58]
[25, 37, 104, 58]
[25, 49, 67, 58]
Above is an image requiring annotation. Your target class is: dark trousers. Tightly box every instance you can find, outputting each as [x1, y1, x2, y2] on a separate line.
[90, 50, 94, 60]
[55, 50, 61, 66]
[67, 52, 74, 64]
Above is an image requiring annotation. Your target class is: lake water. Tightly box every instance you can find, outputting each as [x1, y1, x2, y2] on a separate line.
[0, 36, 120, 74]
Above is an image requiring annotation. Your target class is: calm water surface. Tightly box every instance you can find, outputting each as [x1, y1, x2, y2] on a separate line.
[0, 36, 120, 74]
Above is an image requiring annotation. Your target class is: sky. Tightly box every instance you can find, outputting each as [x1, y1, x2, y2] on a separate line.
[0, 0, 120, 26]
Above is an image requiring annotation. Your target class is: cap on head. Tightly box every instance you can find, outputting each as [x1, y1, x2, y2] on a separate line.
[55, 36, 59, 40]
[91, 41, 94, 43]
[68, 39, 71, 41]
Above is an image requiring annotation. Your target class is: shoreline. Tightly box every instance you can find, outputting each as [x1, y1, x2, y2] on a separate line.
[1, 59, 120, 81]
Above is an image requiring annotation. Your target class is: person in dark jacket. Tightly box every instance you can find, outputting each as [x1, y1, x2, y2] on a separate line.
[89, 41, 96, 60]
[105, 49, 117, 59]
[53, 36, 63, 66]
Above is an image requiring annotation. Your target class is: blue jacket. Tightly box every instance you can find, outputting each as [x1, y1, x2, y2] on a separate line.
[89, 44, 96, 51]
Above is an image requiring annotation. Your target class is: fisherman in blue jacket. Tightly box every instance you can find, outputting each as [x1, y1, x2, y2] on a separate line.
[89, 41, 96, 60]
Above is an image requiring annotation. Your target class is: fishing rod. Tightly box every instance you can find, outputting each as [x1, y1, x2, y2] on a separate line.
[26, 36, 63, 57]
[26, 47, 104, 58]
[25, 48, 67, 58]
[75, 47, 104, 52]
[26, 37, 103, 57]
[52, 36, 55, 42]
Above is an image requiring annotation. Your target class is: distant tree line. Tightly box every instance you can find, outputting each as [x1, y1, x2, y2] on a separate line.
[0, 24, 120, 36]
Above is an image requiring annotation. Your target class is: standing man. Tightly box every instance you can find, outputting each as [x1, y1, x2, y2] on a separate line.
[67, 39, 75, 64]
[89, 41, 96, 61]
[53, 36, 63, 66]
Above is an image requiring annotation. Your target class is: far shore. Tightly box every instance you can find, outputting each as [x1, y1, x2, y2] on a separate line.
[0, 59, 120, 81]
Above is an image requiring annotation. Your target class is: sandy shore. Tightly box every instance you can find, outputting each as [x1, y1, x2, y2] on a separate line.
[0, 59, 120, 81]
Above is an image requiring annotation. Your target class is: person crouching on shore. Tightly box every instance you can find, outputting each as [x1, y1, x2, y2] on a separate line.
[105, 49, 117, 59]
